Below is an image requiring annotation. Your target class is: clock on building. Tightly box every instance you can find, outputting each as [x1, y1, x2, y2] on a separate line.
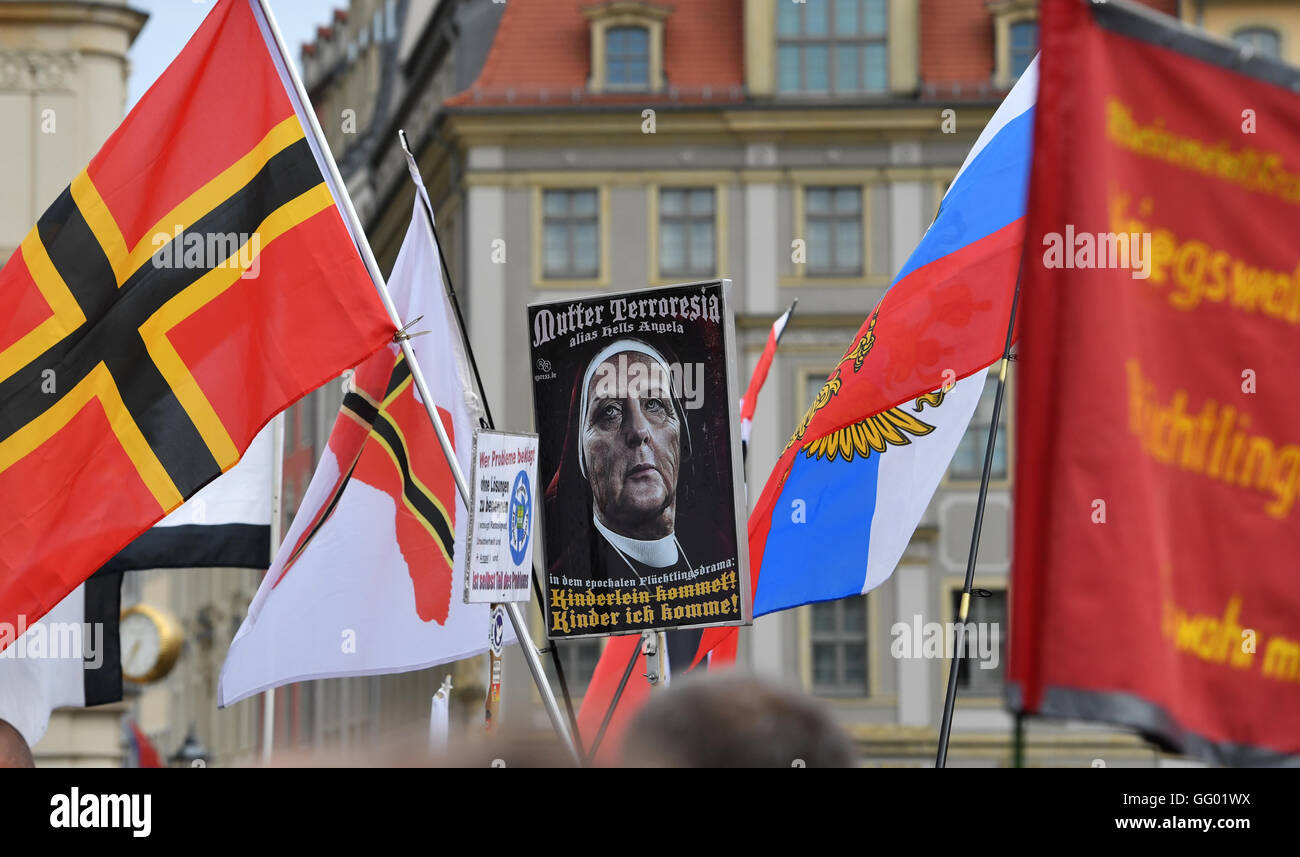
[119, 604, 184, 684]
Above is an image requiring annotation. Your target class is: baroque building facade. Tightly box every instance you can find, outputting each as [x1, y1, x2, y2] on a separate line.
[6, 0, 1296, 766]
[142, 0, 1299, 767]
[353, 0, 1208, 766]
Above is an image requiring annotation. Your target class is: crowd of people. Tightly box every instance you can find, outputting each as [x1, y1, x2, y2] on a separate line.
[1, 673, 855, 768]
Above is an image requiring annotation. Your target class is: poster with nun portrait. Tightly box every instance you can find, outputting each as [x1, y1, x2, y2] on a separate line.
[528, 280, 751, 639]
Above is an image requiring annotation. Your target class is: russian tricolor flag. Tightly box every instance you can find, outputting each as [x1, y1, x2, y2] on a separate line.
[698, 60, 1038, 662]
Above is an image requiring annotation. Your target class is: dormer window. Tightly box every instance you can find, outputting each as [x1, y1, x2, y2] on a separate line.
[607, 26, 650, 89]
[989, 0, 1038, 88]
[1233, 27, 1282, 59]
[1009, 20, 1037, 79]
[582, 1, 671, 94]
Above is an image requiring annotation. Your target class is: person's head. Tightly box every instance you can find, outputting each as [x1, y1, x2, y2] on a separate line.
[0, 719, 34, 769]
[579, 342, 683, 540]
[621, 672, 856, 768]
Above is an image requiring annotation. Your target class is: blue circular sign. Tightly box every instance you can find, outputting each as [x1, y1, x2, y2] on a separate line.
[489, 605, 506, 656]
[508, 470, 531, 566]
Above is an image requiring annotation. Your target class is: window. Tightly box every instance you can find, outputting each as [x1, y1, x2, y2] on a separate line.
[777, 0, 888, 95]
[1233, 27, 1281, 59]
[659, 188, 716, 278]
[1010, 20, 1037, 79]
[607, 26, 650, 89]
[547, 639, 602, 696]
[949, 588, 1007, 695]
[811, 595, 868, 696]
[948, 374, 1008, 481]
[583, 4, 670, 93]
[386, 0, 399, 42]
[805, 186, 862, 277]
[542, 190, 600, 279]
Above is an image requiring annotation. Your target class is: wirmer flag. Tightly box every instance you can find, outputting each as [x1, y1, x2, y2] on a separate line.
[695, 58, 1038, 665]
[219, 191, 511, 706]
[0, 0, 396, 649]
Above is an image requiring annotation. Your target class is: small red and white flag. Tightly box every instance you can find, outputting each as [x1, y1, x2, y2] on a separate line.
[739, 300, 797, 446]
[128, 721, 163, 768]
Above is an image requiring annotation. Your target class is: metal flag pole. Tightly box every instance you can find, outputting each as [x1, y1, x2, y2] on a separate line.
[587, 632, 650, 762]
[934, 270, 1023, 769]
[397, 130, 496, 431]
[396, 130, 582, 752]
[1012, 711, 1025, 768]
[253, 0, 580, 765]
[259, 412, 286, 766]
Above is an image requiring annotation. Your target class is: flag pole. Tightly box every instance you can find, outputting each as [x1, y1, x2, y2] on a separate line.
[397, 130, 496, 431]
[934, 269, 1022, 769]
[260, 412, 285, 766]
[396, 130, 582, 752]
[587, 633, 648, 762]
[252, 0, 580, 765]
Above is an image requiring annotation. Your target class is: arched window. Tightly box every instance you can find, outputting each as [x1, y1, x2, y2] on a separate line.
[607, 26, 650, 89]
[1233, 27, 1282, 59]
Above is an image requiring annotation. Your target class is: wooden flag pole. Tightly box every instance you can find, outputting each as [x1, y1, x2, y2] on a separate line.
[253, 0, 580, 765]
[934, 269, 1023, 768]
[259, 412, 285, 766]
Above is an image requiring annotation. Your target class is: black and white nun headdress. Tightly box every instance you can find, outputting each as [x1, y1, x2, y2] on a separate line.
[576, 339, 693, 479]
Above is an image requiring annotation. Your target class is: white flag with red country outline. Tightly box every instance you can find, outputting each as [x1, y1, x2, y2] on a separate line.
[219, 197, 510, 706]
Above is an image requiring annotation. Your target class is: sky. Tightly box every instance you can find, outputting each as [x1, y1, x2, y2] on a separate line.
[127, 0, 340, 109]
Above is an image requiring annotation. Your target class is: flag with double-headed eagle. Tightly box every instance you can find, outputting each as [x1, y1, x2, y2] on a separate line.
[692, 59, 1039, 665]
[218, 182, 511, 706]
[0, 0, 395, 650]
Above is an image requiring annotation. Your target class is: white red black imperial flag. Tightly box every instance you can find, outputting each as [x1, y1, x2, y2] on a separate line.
[0, 573, 123, 747]
[220, 192, 502, 707]
[0, 0, 395, 650]
[96, 425, 276, 575]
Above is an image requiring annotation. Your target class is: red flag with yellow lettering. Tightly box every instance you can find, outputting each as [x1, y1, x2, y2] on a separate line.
[0, 0, 395, 648]
[1011, 0, 1300, 765]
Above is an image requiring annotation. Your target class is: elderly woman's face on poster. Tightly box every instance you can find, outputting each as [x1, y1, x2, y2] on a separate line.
[582, 351, 682, 539]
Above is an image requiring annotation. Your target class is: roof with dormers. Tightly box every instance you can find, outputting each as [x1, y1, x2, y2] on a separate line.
[445, 0, 746, 108]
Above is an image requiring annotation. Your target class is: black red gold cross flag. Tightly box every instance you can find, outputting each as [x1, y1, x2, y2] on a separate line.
[0, 0, 395, 645]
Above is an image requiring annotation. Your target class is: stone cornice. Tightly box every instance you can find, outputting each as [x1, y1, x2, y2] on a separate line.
[0, 1, 148, 38]
[440, 103, 996, 151]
